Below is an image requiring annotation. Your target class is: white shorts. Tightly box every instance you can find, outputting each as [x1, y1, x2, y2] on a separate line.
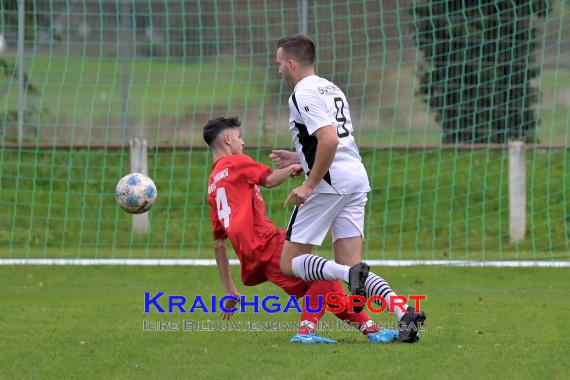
[285, 192, 367, 246]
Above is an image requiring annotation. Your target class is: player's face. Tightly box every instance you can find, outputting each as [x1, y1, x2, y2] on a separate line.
[276, 47, 294, 87]
[228, 128, 245, 154]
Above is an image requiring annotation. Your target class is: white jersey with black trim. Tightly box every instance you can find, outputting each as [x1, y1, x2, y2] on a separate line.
[288, 75, 370, 194]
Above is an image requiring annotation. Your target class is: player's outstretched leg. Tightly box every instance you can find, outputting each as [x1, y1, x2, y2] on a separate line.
[325, 282, 399, 343]
[398, 306, 426, 343]
[364, 272, 411, 319]
[291, 253, 351, 282]
[288, 282, 337, 344]
[291, 254, 370, 313]
[362, 271, 427, 342]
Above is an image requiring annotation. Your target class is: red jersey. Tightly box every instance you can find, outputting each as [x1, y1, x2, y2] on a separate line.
[207, 154, 285, 285]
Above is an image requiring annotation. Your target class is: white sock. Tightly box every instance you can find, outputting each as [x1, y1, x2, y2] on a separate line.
[364, 273, 409, 320]
[299, 320, 316, 333]
[291, 254, 349, 282]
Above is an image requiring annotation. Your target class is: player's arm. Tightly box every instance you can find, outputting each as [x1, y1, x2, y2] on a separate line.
[285, 126, 338, 206]
[213, 238, 240, 320]
[264, 164, 303, 188]
[285, 89, 339, 206]
[214, 238, 239, 297]
[236, 154, 302, 189]
[269, 150, 300, 168]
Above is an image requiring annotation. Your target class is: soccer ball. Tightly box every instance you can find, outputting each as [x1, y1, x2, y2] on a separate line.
[115, 173, 157, 214]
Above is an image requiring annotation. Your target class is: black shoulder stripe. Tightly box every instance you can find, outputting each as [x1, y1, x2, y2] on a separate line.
[291, 93, 301, 115]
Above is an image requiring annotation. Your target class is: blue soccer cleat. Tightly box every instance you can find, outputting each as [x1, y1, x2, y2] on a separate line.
[367, 329, 401, 343]
[290, 333, 336, 344]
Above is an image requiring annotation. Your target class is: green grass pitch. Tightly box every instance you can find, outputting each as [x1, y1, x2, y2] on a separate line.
[1, 265, 569, 379]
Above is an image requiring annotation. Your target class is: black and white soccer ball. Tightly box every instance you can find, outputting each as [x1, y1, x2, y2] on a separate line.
[115, 173, 157, 214]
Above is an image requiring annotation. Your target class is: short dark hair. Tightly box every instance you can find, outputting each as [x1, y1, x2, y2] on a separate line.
[203, 116, 241, 146]
[276, 34, 316, 66]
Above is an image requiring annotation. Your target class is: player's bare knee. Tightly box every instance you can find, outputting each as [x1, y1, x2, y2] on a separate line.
[279, 254, 294, 276]
[280, 241, 300, 276]
[333, 236, 363, 266]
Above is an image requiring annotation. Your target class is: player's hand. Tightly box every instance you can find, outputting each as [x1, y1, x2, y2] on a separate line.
[269, 150, 299, 169]
[284, 183, 313, 207]
[289, 164, 304, 177]
[220, 293, 240, 320]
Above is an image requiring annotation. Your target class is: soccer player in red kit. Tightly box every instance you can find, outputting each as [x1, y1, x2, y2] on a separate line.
[204, 116, 400, 344]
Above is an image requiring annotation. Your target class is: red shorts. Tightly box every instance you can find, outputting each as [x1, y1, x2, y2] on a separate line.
[240, 233, 309, 297]
[262, 246, 310, 298]
[242, 234, 345, 299]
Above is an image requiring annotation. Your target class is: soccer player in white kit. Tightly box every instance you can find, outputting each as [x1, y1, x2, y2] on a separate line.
[274, 34, 425, 342]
